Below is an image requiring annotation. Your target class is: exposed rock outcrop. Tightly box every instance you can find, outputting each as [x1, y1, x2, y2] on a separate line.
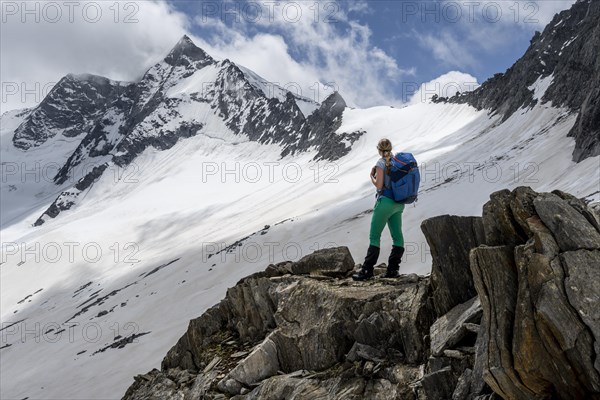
[124, 246, 436, 399]
[470, 188, 600, 400]
[122, 187, 600, 400]
[436, 0, 600, 162]
[421, 216, 486, 317]
[12, 73, 133, 150]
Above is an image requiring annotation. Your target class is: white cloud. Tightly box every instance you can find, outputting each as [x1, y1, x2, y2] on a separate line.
[408, 71, 480, 105]
[530, 0, 577, 28]
[417, 0, 577, 70]
[1, 0, 414, 113]
[345, 0, 371, 15]
[190, 1, 415, 108]
[1, 0, 190, 114]
[438, 0, 576, 29]
[417, 32, 479, 69]
[1, 0, 578, 114]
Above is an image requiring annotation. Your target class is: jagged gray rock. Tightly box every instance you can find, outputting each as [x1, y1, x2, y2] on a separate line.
[534, 192, 600, 251]
[23, 35, 361, 226]
[436, 0, 600, 162]
[421, 215, 486, 317]
[471, 245, 538, 400]
[420, 366, 456, 399]
[525, 215, 560, 257]
[552, 189, 600, 232]
[288, 246, 354, 277]
[123, 246, 435, 399]
[430, 297, 482, 357]
[122, 186, 600, 400]
[561, 250, 600, 373]
[452, 368, 473, 400]
[346, 342, 386, 363]
[471, 187, 600, 400]
[217, 334, 279, 394]
[481, 189, 529, 247]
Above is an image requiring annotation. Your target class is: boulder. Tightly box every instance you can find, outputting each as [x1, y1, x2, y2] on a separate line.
[420, 366, 456, 400]
[561, 250, 600, 373]
[288, 246, 355, 277]
[124, 246, 435, 399]
[421, 215, 486, 317]
[512, 244, 557, 396]
[508, 186, 539, 237]
[217, 334, 280, 395]
[525, 216, 560, 257]
[481, 189, 529, 246]
[533, 192, 600, 251]
[470, 245, 538, 399]
[452, 368, 473, 400]
[469, 188, 600, 400]
[346, 342, 386, 363]
[243, 375, 330, 400]
[430, 296, 482, 356]
[552, 189, 600, 233]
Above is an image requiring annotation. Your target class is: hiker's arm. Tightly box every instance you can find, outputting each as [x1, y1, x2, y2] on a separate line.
[371, 167, 384, 190]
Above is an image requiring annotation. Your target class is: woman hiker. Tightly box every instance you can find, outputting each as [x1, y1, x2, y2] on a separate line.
[352, 138, 405, 281]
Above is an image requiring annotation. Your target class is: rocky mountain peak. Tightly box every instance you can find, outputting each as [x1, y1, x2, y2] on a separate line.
[24, 36, 361, 226]
[218, 58, 252, 87]
[12, 72, 130, 150]
[163, 34, 214, 67]
[436, 0, 600, 163]
[64, 72, 123, 86]
[321, 91, 347, 114]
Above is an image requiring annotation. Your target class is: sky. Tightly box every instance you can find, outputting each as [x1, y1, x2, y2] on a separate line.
[0, 0, 577, 113]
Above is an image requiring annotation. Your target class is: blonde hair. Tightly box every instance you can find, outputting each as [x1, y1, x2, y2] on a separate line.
[377, 138, 393, 175]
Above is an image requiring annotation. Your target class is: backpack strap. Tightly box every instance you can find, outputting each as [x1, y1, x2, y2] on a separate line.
[381, 165, 394, 199]
[393, 155, 417, 170]
[382, 162, 391, 190]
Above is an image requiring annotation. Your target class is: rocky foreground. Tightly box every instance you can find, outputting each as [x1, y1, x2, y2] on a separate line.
[123, 187, 600, 400]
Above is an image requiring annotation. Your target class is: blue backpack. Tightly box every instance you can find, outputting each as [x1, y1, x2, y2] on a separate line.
[381, 152, 420, 204]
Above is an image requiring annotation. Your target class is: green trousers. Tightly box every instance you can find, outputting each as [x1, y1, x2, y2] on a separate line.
[369, 196, 405, 247]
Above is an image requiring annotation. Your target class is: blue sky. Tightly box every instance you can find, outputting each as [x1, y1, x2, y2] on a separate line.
[1, 0, 576, 112]
[164, 0, 575, 105]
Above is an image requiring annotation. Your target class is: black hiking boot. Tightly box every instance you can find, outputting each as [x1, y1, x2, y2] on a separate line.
[352, 245, 380, 281]
[384, 245, 405, 278]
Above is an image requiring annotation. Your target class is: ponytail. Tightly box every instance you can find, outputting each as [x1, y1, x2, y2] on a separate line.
[382, 150, 392, 175]
[377, 138, 393, 176]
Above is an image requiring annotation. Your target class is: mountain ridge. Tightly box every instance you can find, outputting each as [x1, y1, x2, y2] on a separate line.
[2, 7, 600, 398]
[434, 0, 600, 162]
[4, 35, 358, 226]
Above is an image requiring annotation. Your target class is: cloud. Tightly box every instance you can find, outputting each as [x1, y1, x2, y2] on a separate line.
[415, 0, 577, 70]
[190, 1, 415, 108]
[345, 0, 372, 15]
[417, 32, 479, 69]
[1, 0, 578, 114]
[437, 0, 576, 29]
[530, 0, 577, 28]
[408, 71, 480, 105]
[1, 0, 190, 114]
[1, 0, 415, 113]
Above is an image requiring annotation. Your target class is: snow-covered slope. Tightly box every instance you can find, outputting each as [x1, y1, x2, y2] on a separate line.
[2, 35, 354, 229]
[1, 96, 598, 399]
[441, 0, 600, 162]
[2, 3, 600, 397]
[236, 63, 320, 118]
